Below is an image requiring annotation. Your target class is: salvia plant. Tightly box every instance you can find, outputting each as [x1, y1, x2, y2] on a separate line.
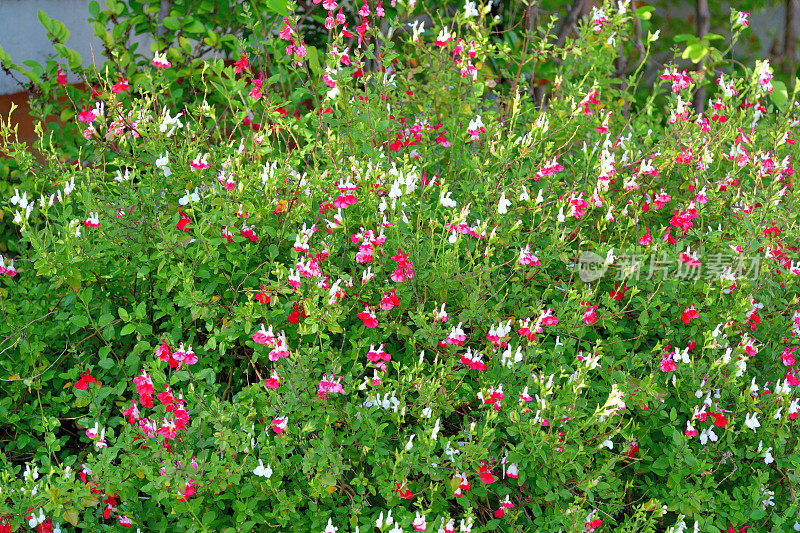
[0, 1, 799, 532]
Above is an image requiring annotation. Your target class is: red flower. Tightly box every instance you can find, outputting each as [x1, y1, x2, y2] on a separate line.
[75, 370, 100, 390]
[681, 305, 699, 324]
[609, 283, 629, 301]
[626, 442, 639, 458]
[712, 412, 728, 427]
[477, 461, 496, 484]
[395, 482, 413, 499]
[288, 302, 303, 323]
[176, 212, 191, 231]
[177, 479, 197, 501]
[255, 286, 270, 305]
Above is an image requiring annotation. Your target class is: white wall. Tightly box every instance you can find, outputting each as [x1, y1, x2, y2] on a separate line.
[0, 0, 107, 94]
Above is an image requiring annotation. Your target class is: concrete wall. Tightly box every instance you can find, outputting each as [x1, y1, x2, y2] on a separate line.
[0, 0, 109, 94]
[1, 0, 797, 95]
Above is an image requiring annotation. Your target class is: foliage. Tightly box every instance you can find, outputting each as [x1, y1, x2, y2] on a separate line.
[1, 1, 800, 532]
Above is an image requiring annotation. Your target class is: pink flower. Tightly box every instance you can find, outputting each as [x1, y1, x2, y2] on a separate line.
[780, 346, 797, 366]
[189, 153, 209, 171]
[660, 357, 676, 372]
[123, 401, 139, 425]
[582, 302, 599, 325]
[268, 332, 291, 361]
[85, 421, 100, 439]
[380, 288, 400, 310]
[357, 305, 379, 328]
[133, 370, 154, 397]
[279, 19, 293, 41]
[506, 463, 519, 479]
[317, 373, 345, 398]
[265, 369, 281, 389]
[435, 28, 452, 47]
[152, 51, 172, 68]
[639, 226, 653, 245]
[84, 212, 100, 228]
[78, 106, 97, 123]
[252, 323, 276, 346]
[518, 245, 541, 266]
[271, 416, 288, 434]
[412, 511, 426, 532]
[111, 77, 129, 93]
[57, 65, 68, 86]
[446, 322, 467, 345]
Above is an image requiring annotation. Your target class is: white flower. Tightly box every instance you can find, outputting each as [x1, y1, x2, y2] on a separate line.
[464, 0, 478, 17]
[744, 412, 760, 432]
[376, 510, 394, 528]
[253, 459, 273, 478]
[115, 168, 130, 182]
[324, 518, 338, 533]
[601, 438, 613, 450]
[410, 20, 425, 42]
[156, 152, 172, 177]
[179, 188, 201, 206]
[405, 434, 416, 451]
[764, 447, 774, 464]
[29, 508, 45, 528]
[440, 191, 457, 208]
[431, 418, 441, 441]
[497, 191, 512, 214]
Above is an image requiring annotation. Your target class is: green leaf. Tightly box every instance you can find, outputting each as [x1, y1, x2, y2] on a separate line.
[682, 43, 708, 63]
[307, 45, 320, 74]
[162, 16, 181, 30]
[118, 307, 130, 321]
[70, 315, 89, 328]
[771, 80, 789, 107]
[673, 33, 696, 43]
[183, 18, 206, 34]
[267, 0, 289, 16]
[37, 10, 54, 33]
[66, 269, 82, 292]
[635, 5, 654, 20]
[98, 358, 114, 370]
[88, 1, 101, 19]
[0, 44, 14, 66]
[120, 323, 136, 336]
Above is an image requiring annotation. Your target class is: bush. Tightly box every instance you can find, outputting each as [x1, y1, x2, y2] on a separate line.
[1, 1, 799, 532]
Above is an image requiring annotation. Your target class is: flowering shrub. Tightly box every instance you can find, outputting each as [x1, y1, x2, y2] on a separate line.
[1, 1, 800, 532]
